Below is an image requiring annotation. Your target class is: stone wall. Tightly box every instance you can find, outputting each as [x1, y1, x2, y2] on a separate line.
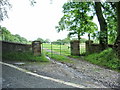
[114, 40, 120, 59]
[2, 41, 32, 53]
[85, 40, 114, 54]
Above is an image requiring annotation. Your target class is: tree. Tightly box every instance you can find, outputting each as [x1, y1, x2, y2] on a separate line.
[114, 2, 120, 59]
[0, 0, 36, 21]
[84, 20, 98, 41]
[1, 26, 14, 41]
[102, 2, 117, 44]
[36, 38, 44, 43]
[44, 39, 50, 43]
[0, 0, 12, 21]
[68, 1, 117, 51]
[62, 37, 70, 44]
[94, 1, 120, 58]
[94, 2, 108, 51]
[52, 38, 70, 45]
[56, 2, 97, 41]
[1, 26, 29, 43]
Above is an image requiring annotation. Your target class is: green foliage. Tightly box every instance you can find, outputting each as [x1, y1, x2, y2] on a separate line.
[58, 2, 117, 45]
[70, 37, 87, 43]
[85, 48, 120, 72]
[3, 52, 49, 62]
[102, 2, 117, 44]
[36, 38, 50, 43]
[92, 2, 117, 44]
[36, 37, 44, 42]
[56, 2, 97, 40]
[52, 38, 70, 45]
[0, 26, 29, 44]
[81, 38, 87, 43]
[44, 39, 50, 43]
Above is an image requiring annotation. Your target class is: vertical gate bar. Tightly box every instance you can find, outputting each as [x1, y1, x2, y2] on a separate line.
[79, 43, 81, 54]
[51, 42, 52, 57]
[60, 42, 61, 55]
[69, 43, 70, 55]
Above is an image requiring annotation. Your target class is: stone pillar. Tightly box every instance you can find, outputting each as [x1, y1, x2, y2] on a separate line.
[70, 40, 80, 56]
[85, 40, 93, 54]
[32, 41, 42, 56]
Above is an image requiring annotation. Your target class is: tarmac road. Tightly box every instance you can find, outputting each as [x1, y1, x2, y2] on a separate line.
[1, 63, 83, 88]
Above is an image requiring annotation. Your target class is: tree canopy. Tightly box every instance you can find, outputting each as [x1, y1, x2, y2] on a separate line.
[0, 26, 29, 44]
[56, 2, 97, 41]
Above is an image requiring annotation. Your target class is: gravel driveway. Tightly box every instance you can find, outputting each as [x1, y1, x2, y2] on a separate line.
[4, 56, 120, 89]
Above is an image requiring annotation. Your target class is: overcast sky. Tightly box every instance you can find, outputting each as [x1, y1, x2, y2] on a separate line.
[1, 0, 99, 41]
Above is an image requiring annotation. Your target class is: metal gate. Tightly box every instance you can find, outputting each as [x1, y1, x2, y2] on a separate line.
[42, 42, 86, 56]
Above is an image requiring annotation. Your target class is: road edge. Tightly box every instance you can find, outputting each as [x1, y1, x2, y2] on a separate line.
[0, 61, 87, 88]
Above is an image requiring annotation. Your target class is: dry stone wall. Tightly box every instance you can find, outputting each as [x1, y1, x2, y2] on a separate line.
[85, 40, 114, 54]
[2, 41, 31, 53]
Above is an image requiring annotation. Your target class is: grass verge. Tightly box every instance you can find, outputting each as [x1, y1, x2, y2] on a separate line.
[2, 52, 49, 62]
[85, 48, 120, 72]
[44, 50, 74, 63]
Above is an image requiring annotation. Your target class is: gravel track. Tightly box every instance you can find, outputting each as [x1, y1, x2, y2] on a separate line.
[4, 55, 120, 89]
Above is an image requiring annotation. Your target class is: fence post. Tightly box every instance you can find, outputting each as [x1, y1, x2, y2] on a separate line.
[60, 42, 61, 55]
[42, 43, 43, 54]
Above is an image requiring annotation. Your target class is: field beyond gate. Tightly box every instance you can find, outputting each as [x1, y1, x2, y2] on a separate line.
[42, 43, 86, 56]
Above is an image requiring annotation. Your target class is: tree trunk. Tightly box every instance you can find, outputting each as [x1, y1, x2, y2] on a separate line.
[94, 2, 108, 51]
[114, 2, 120, 59]
[116, 2, 120, 40]
[78, 32, 81, 41]
[88, 33, 90, 41]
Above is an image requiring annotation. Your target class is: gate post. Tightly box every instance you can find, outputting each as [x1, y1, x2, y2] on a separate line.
[32, 41, 42, 56]
[85, 40, 93, 54]
[70, 40, 80, 56]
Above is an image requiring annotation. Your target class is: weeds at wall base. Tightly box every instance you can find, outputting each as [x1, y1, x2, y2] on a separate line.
[2, 52, 49, 62]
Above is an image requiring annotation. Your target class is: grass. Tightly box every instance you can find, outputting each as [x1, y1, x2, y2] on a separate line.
[85, 48, 120, 72]
[44, 50, 74, 63]
[2, 51, 49, 62]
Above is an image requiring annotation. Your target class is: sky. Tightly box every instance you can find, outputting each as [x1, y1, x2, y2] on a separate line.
[1, 0, 99, 41]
